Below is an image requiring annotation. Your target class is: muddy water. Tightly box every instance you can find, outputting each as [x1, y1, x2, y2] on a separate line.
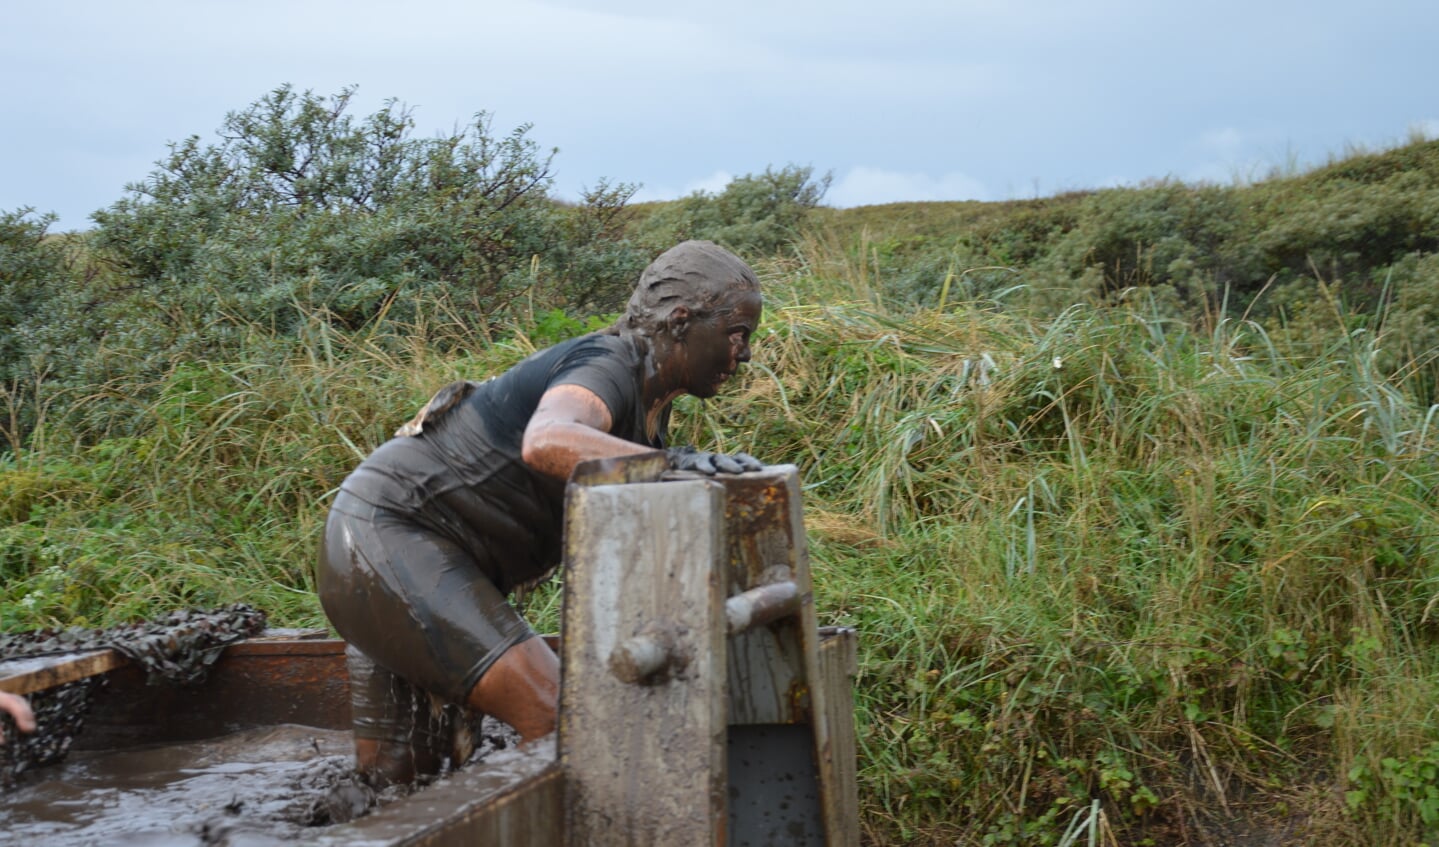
[1, 725, 367, 846]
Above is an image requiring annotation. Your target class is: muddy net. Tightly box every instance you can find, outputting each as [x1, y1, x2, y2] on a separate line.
[0, 604, 267, 787]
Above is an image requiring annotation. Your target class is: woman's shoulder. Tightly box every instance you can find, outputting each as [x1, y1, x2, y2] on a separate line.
[569, 330, 631, 353]
[551, 331, 642, 367]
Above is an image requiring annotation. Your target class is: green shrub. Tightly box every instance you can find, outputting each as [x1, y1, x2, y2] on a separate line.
[90, 85, 610, 332]
[633, 164, 831, 259]
[8, 86, 648, 442]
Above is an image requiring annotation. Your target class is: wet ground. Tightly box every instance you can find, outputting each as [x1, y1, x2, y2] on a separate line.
[0, 721, 523, 846]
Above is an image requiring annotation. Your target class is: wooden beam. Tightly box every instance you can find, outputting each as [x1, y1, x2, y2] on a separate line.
[818, 628, 861, 847]
[561, 476, 728, 847]
[0, 649, 127, 696]
[0, 628, 330, 696]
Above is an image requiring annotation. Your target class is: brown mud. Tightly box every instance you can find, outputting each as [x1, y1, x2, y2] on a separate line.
[0, 719, 524, 846]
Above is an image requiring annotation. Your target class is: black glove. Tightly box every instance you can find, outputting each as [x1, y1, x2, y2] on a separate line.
[666, 445, 764, 475]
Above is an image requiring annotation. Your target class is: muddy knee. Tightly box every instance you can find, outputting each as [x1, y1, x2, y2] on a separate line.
[466, 635, 559, 743]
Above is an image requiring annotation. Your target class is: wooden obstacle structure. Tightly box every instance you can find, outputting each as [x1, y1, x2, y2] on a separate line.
[561, 456, 859, 846]
[0, 460, 859, 846]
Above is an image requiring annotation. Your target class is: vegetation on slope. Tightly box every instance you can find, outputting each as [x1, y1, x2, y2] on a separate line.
[4, 88, 1439, 844]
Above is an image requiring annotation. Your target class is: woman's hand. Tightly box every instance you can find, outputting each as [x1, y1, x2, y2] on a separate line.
[666, 445, 763, 475]
[0, 691, 36, 742]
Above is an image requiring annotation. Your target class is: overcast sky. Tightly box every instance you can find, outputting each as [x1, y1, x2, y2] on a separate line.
[5, 0, 1437, 231]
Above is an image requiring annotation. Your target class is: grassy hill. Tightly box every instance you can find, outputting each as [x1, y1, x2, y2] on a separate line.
[4, 126, 1439, 844]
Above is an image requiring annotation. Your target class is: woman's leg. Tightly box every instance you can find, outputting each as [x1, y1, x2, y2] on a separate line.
[347, 645, 449, 786]
[466, 634, 560, 743]
[319, 493, 549, 761]
[346, 645, 487, 786]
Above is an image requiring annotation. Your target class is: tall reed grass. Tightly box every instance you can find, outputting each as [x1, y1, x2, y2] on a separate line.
[675, 241, 1439, 845]
[2, 238, 1437, 844]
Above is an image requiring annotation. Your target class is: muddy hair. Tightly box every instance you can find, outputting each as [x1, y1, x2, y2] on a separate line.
[604, 240, 760, 338]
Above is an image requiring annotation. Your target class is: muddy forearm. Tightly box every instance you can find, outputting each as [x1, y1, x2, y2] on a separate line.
[521, 420, 655, 480]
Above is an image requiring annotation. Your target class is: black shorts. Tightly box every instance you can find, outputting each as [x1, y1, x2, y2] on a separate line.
[317, 489, 534, 705]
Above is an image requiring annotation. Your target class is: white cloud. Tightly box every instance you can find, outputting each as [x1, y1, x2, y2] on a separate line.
[1185, 127, 1271, 186]
[826, 167, 990, 208]
[630, 171, 735, 203]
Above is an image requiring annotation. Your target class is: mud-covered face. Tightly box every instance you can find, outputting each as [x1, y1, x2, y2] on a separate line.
[672, 289, 762, 399]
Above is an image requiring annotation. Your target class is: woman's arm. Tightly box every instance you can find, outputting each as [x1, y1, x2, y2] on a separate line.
[521, 384, 657, 480]
[0, 691, 35, 742]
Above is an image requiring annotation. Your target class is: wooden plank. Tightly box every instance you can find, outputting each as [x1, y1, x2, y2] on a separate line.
[76, 638, 352, 750]
[230, 627, 331, 644]
[818, 628, 861, 847]
[561, 477, 728, 847]
[0, 635, 349, 746]
[0, 649, 127, 696]
[569, 451, 669, 487]
[414, 765, 564, 847]
[0, 629, 331, 697]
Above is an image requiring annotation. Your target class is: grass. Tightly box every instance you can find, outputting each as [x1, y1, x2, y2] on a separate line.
[670, 240, 1439, 844]
[3, 233, 1439, 844]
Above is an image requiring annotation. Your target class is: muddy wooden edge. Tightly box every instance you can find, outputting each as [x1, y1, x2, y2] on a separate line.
[561, 477, 728, 847]
[0, 649, 127, 696]
[817, 626, 861, 847]
[310, 749, 564, 846]
[0, 628, 338, 696]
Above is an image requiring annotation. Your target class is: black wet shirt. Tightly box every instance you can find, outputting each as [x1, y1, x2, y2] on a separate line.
[339, 333, 663, 592]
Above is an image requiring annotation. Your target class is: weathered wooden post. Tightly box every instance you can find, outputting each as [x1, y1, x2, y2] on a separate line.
[719, 466, 859, 847]
[560, 453, 729, 845]
[560, 454, 859, 847]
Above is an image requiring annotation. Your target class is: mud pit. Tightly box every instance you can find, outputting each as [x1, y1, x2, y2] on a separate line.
[0, 609, 532, 846]
[0, 720, 525, 846]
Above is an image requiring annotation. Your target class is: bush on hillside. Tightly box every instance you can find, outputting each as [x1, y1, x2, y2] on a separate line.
[1044, 142, 1439, 322]
[537, 179, 650, 314]
[8, 86, 649, 442]
[0, 209, 90, 447]
[634, 164, 831, 259]
[828, 142, 1439, 334]
[1044, 182, 1259, 310]
[1, 209, 66, 387]
[90, 85, 645, 335]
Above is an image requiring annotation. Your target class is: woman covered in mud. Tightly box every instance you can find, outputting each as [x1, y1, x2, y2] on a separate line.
[318, 240, 763, 786]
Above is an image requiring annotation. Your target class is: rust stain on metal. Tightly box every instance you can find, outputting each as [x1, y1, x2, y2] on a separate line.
[788, 680, 814, 724]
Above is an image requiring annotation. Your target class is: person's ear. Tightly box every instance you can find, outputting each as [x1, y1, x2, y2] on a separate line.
[667, 305, 692, 342]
